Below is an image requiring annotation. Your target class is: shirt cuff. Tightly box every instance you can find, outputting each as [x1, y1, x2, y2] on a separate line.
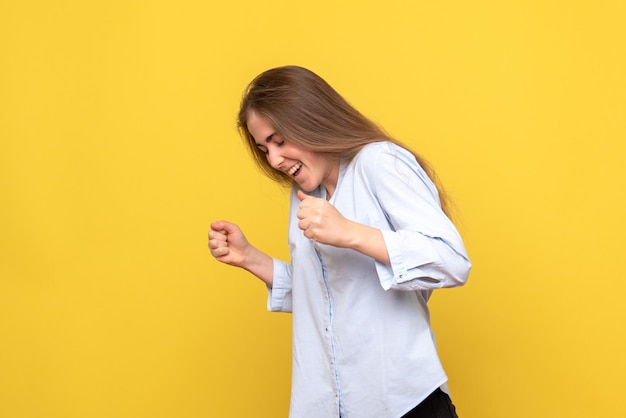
[375, 229, 444, 291]
[267, 258, 293, 312]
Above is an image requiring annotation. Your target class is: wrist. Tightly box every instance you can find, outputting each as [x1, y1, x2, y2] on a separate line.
[347, 223, 390, 264]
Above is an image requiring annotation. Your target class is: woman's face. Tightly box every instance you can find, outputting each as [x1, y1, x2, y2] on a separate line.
[246, 111, 340, 197]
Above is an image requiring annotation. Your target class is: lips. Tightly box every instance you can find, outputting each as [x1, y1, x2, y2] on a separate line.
[288, 162, 302, 176]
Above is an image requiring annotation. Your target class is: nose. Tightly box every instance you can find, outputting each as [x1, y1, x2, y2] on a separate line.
[266, 147, 284, 169]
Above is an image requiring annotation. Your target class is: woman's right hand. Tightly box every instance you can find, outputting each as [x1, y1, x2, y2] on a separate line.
[208, 220, 251, 268]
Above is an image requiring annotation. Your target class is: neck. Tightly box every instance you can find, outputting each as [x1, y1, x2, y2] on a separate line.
[322, 163, 340, 200]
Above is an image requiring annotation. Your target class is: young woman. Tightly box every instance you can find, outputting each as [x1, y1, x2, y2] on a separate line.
[208, 66, 471, 418]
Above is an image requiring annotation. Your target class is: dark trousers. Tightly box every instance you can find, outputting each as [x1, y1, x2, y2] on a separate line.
[401, 388, 459, 418]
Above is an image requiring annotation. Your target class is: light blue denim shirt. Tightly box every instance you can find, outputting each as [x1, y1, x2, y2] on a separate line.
[269, 141, 471, 418]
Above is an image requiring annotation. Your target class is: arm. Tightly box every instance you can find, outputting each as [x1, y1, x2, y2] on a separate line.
[295, 144, 471, 291]
[296, 190, 390, 264]
[365, 146, 471, 290]
[208, 220, 274, 287]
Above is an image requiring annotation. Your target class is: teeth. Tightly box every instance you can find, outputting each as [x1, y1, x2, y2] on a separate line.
[288, 162, 302, 176]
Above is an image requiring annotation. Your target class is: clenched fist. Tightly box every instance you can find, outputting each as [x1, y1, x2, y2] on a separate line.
[296, 190, 353, 247]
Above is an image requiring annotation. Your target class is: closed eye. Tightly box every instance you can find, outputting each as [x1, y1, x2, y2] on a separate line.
[267, 133, 285, 147]
[256, 134, 284, 154]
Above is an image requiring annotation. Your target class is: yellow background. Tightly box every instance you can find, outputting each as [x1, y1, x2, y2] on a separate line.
[1, 0, 625, 417]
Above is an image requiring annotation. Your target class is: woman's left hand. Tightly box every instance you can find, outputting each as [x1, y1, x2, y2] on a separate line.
[296, 190, 352, 247]
[296, 190, 390, 263]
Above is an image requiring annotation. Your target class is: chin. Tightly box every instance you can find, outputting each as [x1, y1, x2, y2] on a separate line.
[298, 183, 318, 193]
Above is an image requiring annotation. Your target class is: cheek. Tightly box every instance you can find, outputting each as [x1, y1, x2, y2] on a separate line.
[283, 144, 301, 158]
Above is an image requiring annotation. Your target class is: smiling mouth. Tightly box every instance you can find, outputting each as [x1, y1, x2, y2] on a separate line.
[288, 162, 302, 176]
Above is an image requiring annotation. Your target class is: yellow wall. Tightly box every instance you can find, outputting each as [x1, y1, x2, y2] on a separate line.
[1, 1, 624, 417]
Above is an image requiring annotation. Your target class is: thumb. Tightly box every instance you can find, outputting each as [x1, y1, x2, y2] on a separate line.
[211, 220, 237, 233]
[297, 189, 310, 201]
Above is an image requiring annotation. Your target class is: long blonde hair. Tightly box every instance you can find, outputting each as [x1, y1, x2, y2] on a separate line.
[237, 65, 452, 218]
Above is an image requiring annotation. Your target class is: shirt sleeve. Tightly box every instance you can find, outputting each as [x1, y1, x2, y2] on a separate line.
[267, 258, 293, 312]
[358, 143, 472, 291]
